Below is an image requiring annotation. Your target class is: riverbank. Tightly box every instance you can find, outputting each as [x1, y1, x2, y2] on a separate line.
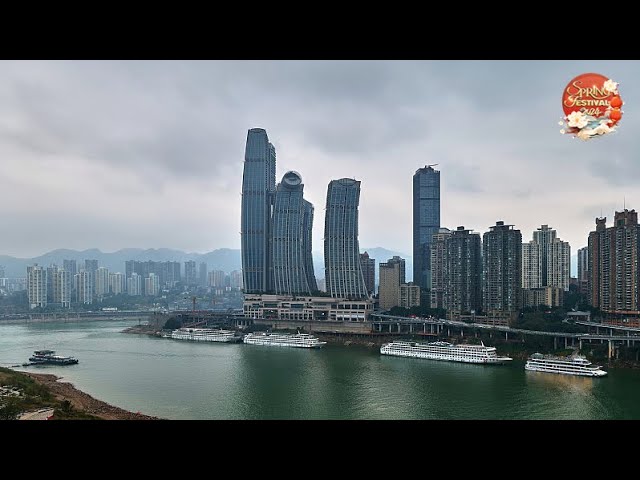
[24, 372, 159, 420]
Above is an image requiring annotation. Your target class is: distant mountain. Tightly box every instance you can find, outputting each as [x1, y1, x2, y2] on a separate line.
[0, 248, 242, 278]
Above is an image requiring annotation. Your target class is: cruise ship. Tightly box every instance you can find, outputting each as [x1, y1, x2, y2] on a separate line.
[525, 352, 607, 377]
[28, 350, 79, 365]
[243, 332, 327, 349]
[169, 328, 243, 343]
[380, 341, 512, 364]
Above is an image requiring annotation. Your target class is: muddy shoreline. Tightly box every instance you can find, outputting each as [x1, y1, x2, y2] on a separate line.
[24, 372, 160, 420]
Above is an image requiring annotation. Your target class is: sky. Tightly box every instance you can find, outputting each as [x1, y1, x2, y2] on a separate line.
[1, 60, 638, 266]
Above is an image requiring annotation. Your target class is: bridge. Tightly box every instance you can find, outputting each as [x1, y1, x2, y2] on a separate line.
[370, 313, 640, 359]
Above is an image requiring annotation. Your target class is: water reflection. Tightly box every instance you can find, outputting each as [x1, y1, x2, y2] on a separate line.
[525, 370, 594, 393]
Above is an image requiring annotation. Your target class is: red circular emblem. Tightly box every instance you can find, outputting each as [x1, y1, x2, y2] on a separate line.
[560, 73, 623, 140]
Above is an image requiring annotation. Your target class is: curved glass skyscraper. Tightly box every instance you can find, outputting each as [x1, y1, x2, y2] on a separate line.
[324, 178, 368, 299]
[241, 128, 276, 294]
[272, 171, 317, 295]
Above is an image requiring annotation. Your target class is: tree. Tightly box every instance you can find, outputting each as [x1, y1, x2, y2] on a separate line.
[0, 398, 22, 420]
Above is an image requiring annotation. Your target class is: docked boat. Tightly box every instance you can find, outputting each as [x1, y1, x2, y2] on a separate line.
[243, 332, 327, 349]
[169, 327, 243, 343]
[380, 341, 512, 364]
[28, 350, 79, 365]
[525, 352, 607, 377]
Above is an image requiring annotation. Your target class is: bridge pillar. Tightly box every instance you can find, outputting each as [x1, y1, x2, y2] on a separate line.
[579, 339, 582, 350]
[475, 331, 478, 338]
[565, 337, 568, 349]
[447, 328, 450, 337]
[608, 340, 613, 359]
[554, 337, 557, 350]
[410, 324, 413, 334]
[398, 323, 401, 333]
[460, 329, 463, 338]
[596, 326, 599, 335]
[505, 331, 508, 341]
[423, 323, 426, 333]
[389, 323, 392, 333]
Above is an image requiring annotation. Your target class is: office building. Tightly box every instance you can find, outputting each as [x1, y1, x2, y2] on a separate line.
[413, 165, 440, 294]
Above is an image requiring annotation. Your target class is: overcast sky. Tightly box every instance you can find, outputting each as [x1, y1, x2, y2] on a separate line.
[1, 60, 638, 262]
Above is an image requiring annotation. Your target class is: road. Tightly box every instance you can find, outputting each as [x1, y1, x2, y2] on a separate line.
[19, 408, 54, 420]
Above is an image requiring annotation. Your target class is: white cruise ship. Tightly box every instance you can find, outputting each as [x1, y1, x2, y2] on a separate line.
[243, 332, 327, 349]
[380, 341, 512, 364]
[525, 352, 607, 377]
[169, 327, 243, 343]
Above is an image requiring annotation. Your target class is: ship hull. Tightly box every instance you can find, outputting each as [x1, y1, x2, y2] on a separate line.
[380, 349, 511, 364]
[525, 363, 607, 377]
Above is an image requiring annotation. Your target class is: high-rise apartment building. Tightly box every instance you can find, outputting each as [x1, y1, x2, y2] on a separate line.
[229, 270, 243, 290]
[241, 127, 276, 294]
[577, 246, 589, 295]
[46, 264, 58, 303]
[413, 165, 440, 294]
[52, 269, 71, 308]
[109, 272, 126, 295]
[75, 270, 93, 304]
[588, 209, 640, 314]
[184, 261, 197, 286]
[483, 221, 522, 319]
[95, 267, 110, 297]
[444, 227, 482, 317]
[430, 228, 451, 309]
[27, 264, 47, 309]
[400, 283, 421, 308]
[379, 259, 402, 311]
[324, 178, 368, 299]
[272, 171, 317, 295]
[522, 225, 570, 292]
[360, 252, 376, 296]
[199, 262, 208, 288]
[145, 273, 160, 296]
[127, 273, 142, 296]
[208, 270, 226, 288]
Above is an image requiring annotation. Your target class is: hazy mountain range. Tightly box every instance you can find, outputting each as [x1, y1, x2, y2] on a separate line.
[0, 247, 412, 281]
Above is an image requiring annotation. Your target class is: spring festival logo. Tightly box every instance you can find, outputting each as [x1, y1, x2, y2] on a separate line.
[559, 73, 623, 140]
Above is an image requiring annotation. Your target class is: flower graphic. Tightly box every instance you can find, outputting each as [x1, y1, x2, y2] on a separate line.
[567, 111, 589, 129]
[603, 79, 619, 94]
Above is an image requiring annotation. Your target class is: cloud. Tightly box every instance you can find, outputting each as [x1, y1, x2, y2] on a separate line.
[1, 60, 639, 262]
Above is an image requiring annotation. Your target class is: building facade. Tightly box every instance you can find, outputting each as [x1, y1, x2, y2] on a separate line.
[127, 273, 142, 296]
[208, 270, 226, 288]
[400, 283, 421, 308]
[483, 221, 522, 320]
[272, 171, 317, 296]
[244, 294, 374, 322]
[588, 209, 640, 314]
[229, 270, 243, 290]
[27, 264, 47, 309]
[184, 261, 197, 287]
[324, 178, 368, 299]
[523, 286, 564, 308]
[360, 251, 376, 296]
[413, 165, 440, 294]
[199, 262, 208, 288]
[241, 127, 276, 294]
[145, 273, 160, 296]
[430, 228, 451, 309]
[522, 225, 570, 292]
[444, 227, 482, 317]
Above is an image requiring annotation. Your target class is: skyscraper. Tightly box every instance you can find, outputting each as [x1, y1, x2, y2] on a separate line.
[184, 261, 197, 286]
[360, 251, 376, 296]
[145, 273, 160, 296]
[444, 227, 482, 317]
[46, 264, 58, 303]
[63, 259, 76, 277]
[577, 246, 589, 294]
[413, 165, 440, 295]
[241, 127, 276, 294]
[208, 270, 226, 288]
[483, 221, 522, 319]
[109, 272, 126, 295]
[27, 264, 47, 309]
[430, 228, 451, 309]
[324, 178, 368, 299]
[522, 225, 570, 292]
[229, 270, 243, 290]
[127, 273, 142, 296]
[272, 171, 317, 296]
[588, 209, 640, 313]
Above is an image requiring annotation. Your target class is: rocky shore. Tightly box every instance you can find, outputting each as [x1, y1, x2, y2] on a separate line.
[24, 372, 160, 420]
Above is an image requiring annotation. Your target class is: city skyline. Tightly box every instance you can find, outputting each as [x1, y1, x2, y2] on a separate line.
[1, 61, 639, 260]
